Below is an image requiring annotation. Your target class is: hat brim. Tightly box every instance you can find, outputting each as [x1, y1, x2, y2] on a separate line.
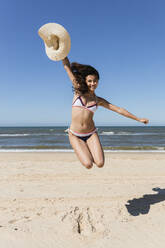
[38, 23, 71, 61]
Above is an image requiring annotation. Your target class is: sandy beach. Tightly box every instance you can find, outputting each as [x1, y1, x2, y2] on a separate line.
[0, 152, 165, 247]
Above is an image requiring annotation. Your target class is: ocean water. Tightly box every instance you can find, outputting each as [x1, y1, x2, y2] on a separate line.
[0, 126, 165, 152]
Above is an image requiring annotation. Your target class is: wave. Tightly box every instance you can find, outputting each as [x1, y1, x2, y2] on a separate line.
[0, 134, 31, 137]
[100, 131, 115, 135]
[100, 131, 164, 136]
[0, 145, 70, 150]
[0, 133, 67, 137]
[100, 131, 133, 135]
[103, 146, 165, 150]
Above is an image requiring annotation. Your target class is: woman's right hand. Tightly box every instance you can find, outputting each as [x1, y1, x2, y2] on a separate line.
[139, 118, 149, 124]
[62, 57, 70, 67]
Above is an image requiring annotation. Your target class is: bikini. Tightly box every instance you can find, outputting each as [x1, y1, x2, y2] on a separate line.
[69, 95, 98, 142]
[72, 95, 98, 113]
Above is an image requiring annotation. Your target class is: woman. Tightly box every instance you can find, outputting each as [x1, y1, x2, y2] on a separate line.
[62, 57, 149, 169]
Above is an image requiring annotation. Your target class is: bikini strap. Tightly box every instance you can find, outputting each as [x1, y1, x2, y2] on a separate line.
[72, 95, 80, 105]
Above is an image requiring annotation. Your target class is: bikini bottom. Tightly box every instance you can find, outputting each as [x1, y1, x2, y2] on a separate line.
[68, 128, 97, 142]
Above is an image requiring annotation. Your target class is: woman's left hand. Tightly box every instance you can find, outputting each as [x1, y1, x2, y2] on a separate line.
[139, 118, 149, 124]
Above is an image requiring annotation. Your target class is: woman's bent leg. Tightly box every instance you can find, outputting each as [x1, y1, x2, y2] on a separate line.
[69, 132, 94, 169]
[86, 132, 104, 168]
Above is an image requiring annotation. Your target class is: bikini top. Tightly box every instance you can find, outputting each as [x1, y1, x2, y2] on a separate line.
[72, 95, 98, 113]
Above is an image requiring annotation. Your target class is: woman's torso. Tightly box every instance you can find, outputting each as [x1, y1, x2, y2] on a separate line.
[70, 94, 98, 133]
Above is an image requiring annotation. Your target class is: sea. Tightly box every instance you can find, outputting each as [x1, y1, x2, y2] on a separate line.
[0, 126, 165, 152]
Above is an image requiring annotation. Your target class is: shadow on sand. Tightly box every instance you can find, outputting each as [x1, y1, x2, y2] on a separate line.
[125, 188, 165, 216]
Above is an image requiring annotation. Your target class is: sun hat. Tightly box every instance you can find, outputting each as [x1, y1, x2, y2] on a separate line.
[38, 23, 71, 61]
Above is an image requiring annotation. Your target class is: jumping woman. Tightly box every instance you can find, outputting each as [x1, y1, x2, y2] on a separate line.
[62, 57, 149, 169]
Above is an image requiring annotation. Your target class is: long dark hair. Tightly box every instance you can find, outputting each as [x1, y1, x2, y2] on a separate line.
[70, 62, 100, 94]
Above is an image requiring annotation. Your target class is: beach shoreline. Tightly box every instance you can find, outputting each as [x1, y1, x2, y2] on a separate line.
[0, 150, 165, 159]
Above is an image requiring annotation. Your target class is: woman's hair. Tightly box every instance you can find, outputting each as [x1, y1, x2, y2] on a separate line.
[70, 62, 100, 94]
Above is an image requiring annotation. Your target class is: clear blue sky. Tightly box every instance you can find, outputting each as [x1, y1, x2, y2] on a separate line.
[0, 0, 165, 126]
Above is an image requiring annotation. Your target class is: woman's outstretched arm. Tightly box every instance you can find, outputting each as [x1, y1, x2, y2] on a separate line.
[97, 97, 149, 124]
[62, 57, 77, 86]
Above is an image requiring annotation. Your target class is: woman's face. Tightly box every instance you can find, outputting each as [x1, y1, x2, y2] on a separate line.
[85, 75, 98, 92]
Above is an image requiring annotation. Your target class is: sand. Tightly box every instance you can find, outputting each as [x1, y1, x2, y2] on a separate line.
[0, 152, 165, 247]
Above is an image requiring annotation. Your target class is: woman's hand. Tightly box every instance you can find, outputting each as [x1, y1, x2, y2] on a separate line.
[62, 57, 70, 67]
[139, 118, 149, 124]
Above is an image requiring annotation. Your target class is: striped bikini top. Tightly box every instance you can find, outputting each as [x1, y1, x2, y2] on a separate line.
[72, 95, 98, 113]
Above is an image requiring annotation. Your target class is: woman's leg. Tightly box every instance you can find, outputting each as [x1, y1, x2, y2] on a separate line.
[69, 132, 94, 169]
[86, 132, 105, 168]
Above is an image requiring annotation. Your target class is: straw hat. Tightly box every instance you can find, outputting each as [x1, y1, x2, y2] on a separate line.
[38, 23, 71, 61]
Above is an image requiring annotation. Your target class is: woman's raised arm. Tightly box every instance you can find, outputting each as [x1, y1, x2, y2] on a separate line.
[97, 96, 149, 124]
[62, 57, 77, 86]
